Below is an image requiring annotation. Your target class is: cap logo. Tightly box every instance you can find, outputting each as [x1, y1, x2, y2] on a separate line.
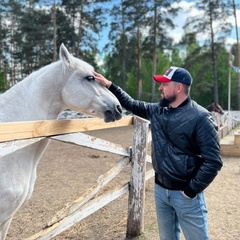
[164, 67, 178, 80]
[152, 66, 192, 85]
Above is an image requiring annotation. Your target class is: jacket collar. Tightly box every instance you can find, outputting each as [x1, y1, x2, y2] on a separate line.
[178, 96, 191, 108]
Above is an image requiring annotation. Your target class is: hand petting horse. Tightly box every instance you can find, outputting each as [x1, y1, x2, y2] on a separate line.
[0, 44, 122, 240]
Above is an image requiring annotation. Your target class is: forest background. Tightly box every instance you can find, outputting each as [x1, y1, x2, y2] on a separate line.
[0, 0, 239, 110]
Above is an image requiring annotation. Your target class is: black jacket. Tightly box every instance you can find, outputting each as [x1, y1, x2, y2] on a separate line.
[109, 83, 222, 198]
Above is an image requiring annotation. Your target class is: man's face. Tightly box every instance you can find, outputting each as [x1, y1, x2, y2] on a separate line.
[158, 81, 178, 105]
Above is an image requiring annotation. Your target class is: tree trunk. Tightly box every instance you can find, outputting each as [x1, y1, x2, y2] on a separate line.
[209, 1, 219, 103]
[151, 2, 157, 102]
[76, 2, 84, 58]
[53, 0, 57, 62]
[121, 0, 127, 91]
[136, 26, 142, 100]
[233, 0, 240, 109]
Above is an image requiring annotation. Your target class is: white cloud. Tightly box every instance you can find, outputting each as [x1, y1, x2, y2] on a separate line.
[170, 1, 202, 44]
[170, 1, 239, 45]
[228, 9, 240, 27]
[95, 54, 104, 66]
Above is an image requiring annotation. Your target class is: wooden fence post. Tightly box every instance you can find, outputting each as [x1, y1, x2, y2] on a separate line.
[126, 116, 149, 238]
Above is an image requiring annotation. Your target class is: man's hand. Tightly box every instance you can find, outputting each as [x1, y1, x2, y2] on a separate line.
[181, 191, 191, 199]
[93, 71, 112, 88]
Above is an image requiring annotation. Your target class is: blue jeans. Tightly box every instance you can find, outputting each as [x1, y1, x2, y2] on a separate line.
[154, 183, 209, 240]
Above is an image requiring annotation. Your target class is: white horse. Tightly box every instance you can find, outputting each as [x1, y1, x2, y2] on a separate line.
[0, 44, 122, 239]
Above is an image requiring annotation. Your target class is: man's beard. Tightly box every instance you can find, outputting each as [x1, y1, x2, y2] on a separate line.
[160, 95, 176, 107]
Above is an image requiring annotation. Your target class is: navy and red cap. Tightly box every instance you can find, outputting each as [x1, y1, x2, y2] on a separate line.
[153, 66, 193, 86]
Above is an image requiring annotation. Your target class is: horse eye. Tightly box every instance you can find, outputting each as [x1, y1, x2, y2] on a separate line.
[85, 76, 95, 81]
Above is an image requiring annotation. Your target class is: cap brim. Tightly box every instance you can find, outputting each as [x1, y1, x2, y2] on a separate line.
[153, 75, 171, 83]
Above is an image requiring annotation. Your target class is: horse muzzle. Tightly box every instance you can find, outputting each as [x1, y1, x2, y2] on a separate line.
[104, 104, 122, 122]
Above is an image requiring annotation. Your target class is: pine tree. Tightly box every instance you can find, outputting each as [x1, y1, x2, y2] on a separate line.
[107, 0, 128, 90]
[61, 0, 110, 58]
[144, 0, 180, 101]
[122, 0, 149, 100]
[0, 0, 9, 91]
[232, 0, 240, 108]
[184, 0, 233, 104]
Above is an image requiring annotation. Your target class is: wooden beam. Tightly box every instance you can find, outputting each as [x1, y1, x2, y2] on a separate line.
[126, 116, 149, 238]
[0, 137, 44, 158]
[0, 116, 133, 142]
[51, 132, 129, 156]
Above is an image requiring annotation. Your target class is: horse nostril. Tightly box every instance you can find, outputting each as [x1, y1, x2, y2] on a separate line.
[104, 105, 122, 122]
[117, 105, 122, 114]
[105, 110, 112, 115]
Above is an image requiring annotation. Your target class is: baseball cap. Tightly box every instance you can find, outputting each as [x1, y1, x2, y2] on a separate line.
[153, 66, 193, 86]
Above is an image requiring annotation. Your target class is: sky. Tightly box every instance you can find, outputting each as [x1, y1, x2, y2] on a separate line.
[171, 1, 240, 47]
[97, 0, 240, 59]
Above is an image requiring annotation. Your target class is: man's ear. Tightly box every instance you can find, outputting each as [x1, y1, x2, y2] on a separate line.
[177, 83, 183, 92]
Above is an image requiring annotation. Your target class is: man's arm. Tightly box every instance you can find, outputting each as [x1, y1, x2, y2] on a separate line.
[94, 71, 154, 120]
[184, 114, 222, 198]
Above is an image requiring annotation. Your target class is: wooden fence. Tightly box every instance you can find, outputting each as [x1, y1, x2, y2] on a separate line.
[0, 116, 154, 239]
[1, 111, 237, 239]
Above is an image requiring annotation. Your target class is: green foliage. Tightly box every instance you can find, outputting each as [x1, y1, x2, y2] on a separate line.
[183, 0, 234, 104]
[0, 71, 5, 92]
[55, 8, 77, 52]
[126, 71, 137, 98]
[0, 68, 9, 93]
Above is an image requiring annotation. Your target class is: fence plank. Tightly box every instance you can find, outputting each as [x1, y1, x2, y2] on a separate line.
[51, 132, 130, 156]
[25, 184, 129, 240]
[47, 156, 130, 226]
[0, 137, 44, 158]
[146, 169, 154, 181]
[126, 117, 149, 238]
[0, 116, 133, 142]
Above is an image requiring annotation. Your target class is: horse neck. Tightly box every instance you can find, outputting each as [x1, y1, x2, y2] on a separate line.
[0, 61, 70, 122]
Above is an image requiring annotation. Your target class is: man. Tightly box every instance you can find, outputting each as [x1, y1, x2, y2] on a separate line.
[94, 66, 222, 240]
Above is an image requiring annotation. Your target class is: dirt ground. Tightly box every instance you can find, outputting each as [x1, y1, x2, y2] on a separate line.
[7, 126, 240, 240]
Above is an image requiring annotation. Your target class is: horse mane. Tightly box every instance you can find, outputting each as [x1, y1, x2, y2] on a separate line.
[0, 61, 63, 112]
[0, 54, 93, 100]
[0, 44, 95, 108]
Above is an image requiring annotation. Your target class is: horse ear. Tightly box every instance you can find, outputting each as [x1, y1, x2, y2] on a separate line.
[59, 43, 73, 67]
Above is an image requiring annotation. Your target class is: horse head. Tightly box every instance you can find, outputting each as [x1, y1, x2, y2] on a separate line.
[213, 102, 224, 115]
[206, 102, 224, 115]
[59, 44, 122, 122]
